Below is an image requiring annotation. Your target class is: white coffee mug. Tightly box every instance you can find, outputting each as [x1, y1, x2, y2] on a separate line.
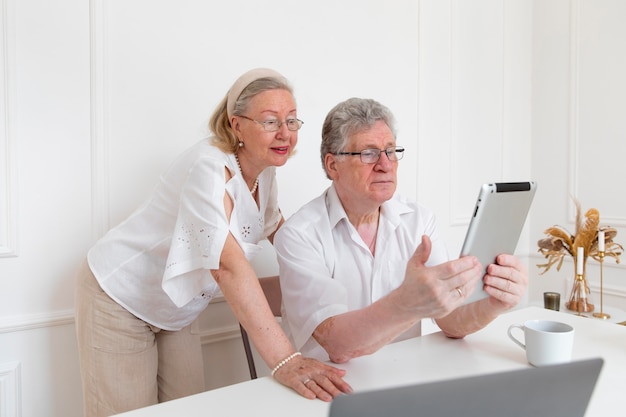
[507, 320, 574, 367]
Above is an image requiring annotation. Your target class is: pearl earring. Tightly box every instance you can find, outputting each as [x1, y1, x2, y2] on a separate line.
[238, 141, 244, 147]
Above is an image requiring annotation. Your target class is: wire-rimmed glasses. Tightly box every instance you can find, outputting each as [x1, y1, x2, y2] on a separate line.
[238, 115, 304, 132]
[335, 146, 405, 164]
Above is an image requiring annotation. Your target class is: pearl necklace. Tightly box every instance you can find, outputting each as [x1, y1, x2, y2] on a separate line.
[234, 153, 259, 195]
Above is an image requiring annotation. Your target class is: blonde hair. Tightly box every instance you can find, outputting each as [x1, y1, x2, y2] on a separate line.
[209, 76, 293, 154]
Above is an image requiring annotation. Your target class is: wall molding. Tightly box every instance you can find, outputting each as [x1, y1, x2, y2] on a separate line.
[568, 0, 582, 226]
[0, 361, 21, 417]
[587, 281, 626, 299]
[568, 0, 626, 227]
[449, 0, 462, 226]
[196, 296, 243, 345]
[0, 0, 17, 257]
[0, 310, 74, 334]
[449, 0, 506, 226]
[0, 302, 243, 348]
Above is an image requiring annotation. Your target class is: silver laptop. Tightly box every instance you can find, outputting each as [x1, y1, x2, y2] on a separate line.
[328, 358, 603, 417]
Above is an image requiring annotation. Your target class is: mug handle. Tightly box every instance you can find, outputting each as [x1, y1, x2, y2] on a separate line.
[507, 323, 526, 350]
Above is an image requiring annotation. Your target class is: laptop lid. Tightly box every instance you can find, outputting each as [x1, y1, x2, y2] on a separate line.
[328, 358, 603, 417]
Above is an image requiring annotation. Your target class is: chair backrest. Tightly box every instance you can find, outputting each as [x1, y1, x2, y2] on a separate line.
[259, 275, 282, 317]
[239, 275, 282, 379]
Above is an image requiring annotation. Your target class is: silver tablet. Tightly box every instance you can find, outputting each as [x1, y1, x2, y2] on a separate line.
[459, 181, 537, 304]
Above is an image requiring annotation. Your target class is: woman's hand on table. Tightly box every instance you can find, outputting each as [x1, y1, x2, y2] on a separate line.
[273, 355, 353, 401]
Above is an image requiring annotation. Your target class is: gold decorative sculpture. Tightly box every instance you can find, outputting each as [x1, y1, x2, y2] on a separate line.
[537, 200, 622, 316]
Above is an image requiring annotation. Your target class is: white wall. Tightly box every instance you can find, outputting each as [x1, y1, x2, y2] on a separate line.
[0, 1, 624, 416]
[530, 0, 626, 309]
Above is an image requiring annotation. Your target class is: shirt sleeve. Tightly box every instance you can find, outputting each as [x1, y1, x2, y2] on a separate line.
[274, 214, 348, 351]
[162, 156, 230, 307]
[421, 208, 450, 266]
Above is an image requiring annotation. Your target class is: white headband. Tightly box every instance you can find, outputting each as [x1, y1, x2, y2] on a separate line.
[226, 68, 288, 120]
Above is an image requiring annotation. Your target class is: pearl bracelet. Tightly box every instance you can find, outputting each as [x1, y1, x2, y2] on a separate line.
[271, 352, 302, 377]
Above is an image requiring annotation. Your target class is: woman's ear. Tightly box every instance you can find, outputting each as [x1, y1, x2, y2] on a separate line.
[230, 116, 242, 137]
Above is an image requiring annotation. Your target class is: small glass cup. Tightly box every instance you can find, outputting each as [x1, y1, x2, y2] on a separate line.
[543, 291, 561, 311]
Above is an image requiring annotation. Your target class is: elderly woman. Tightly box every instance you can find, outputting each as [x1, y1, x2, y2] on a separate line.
[274, 97, 528, 363]
[75, 68, 352, 417]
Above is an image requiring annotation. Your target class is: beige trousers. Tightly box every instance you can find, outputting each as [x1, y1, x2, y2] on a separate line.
[75, 261, 205, 417]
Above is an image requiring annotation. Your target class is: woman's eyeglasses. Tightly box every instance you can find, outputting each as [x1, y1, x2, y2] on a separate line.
[239, 115, 304, 132]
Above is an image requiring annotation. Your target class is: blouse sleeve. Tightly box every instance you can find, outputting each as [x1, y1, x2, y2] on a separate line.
[162, 156, 230, 307]
[262, 169, 282, 238]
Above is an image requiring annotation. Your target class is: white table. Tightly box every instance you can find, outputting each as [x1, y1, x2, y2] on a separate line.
[114, 306, 626, 417]
[532, 300, 626, 324]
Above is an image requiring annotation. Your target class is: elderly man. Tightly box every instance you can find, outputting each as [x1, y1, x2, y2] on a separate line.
[274, 97, 528, 363]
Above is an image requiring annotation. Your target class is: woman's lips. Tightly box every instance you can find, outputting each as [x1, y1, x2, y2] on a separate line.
[272, 146, 289, 155]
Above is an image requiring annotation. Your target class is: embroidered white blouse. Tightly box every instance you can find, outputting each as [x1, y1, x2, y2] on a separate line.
[88, 138, 282, 330]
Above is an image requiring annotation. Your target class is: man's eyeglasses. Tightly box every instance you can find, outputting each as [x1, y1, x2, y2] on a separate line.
[238, 115, 304, 132]
[335, 146, 405, 164]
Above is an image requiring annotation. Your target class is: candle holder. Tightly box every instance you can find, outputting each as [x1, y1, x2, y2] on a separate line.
[566, 272, 594, 315]
[592, 251, 610, 319]
[537, 200, 622, 320]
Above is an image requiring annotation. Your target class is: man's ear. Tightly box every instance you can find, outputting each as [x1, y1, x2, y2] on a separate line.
[324, 153, 339, 180]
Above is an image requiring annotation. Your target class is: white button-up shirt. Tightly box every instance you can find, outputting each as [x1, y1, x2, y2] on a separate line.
[274, 184, 449, 360]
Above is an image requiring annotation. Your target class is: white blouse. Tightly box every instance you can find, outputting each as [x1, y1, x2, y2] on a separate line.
[88, 138, 282, 330]
[274, 185, 449, 360]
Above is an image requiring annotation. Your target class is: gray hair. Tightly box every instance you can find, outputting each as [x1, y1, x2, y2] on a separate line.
[320, 97, 396, 179]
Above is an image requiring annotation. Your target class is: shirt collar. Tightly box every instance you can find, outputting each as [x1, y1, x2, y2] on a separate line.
[325, 183, 415, 230]
[325, 184, 347, 230]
